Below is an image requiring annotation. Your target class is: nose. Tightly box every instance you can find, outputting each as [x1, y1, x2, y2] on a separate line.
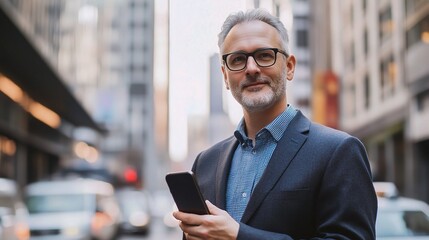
[245, 56, 261, 74]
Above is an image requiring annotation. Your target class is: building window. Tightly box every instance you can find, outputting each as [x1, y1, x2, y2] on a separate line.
[379, 5, 393, 42]
[416, 89, 429, 112]
[364, 29, 369, 56]
[296, 29, 308, 48]
[380, 55, 396, 100]
[406, 0, 429, 16]
[275, 4, 280, 18]
[364, 74, 370, 109]
[345, 41, 355, 69]
[253, 0, 260, 9]
[0, 136, 17, 179]
[362, 0, 367, 14]
[129, 83, 146, 96]
[406, 14, 429, 49]
[346, 83, 356, 118]
[375, 142, 387, 181]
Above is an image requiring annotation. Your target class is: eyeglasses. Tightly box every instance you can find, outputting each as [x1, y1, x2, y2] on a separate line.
[222, 48, 288, 71]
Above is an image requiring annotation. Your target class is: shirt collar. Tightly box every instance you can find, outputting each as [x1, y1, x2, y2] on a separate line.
[234, 105, 297, 144]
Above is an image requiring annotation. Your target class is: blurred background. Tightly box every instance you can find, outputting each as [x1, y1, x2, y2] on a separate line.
[0, 0, 428, 239]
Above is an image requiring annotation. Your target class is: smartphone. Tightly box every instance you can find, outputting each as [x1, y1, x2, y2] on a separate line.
[165, 171, 210, 215]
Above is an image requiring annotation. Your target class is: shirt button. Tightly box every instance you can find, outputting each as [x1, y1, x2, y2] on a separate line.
[242, 192, 247, 198]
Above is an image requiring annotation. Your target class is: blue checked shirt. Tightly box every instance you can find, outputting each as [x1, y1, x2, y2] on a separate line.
[226, 105, 297, 221]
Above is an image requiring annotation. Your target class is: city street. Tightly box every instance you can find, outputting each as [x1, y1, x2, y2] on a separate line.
[119, 218, 182, 240]
[2, 0, 429, 239]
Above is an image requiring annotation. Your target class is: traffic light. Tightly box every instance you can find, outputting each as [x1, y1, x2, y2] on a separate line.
[123, 167, 138, 183]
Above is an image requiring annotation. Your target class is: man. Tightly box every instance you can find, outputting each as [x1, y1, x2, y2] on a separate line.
[173, 8, 377, 240]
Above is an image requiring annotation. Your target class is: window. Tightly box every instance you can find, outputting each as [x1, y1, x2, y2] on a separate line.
[275, 4, 280, 18]
[364, 29, 369, 56]
[377, 210, 429, 237]
[296, 29, 308, 48]
[362, 0, 367, 13]
[253, 0, 260, 9]
[416, 89, 429, 112]
[406, 0, 429, 16]
[364, 74, 370, 109]
[380, 55, 396, 99]
[406, 14, 429, 49]
[379, 6, 393, 42]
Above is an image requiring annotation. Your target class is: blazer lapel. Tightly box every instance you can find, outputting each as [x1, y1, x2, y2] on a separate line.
[215, 137, 239, 209]
[240, 111, 310, 223]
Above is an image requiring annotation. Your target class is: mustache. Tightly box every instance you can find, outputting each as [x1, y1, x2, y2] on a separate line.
[240, 76, 271, 88]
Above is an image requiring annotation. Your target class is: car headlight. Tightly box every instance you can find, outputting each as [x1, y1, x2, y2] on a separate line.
[129, 212, 149, 227]
[15, 223, 30, 240]
[62, 226, 82, 237]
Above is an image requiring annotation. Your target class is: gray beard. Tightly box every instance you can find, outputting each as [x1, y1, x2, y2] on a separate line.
[234, 70, 287, 112]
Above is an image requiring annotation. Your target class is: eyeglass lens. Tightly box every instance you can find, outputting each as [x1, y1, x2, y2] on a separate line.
[226, 49, 277, 71]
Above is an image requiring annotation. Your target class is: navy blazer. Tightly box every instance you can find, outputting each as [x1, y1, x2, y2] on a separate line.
[191, 111, 377, 239]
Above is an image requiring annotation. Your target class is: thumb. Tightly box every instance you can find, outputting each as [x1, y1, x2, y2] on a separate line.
[205, 200, 221, 215]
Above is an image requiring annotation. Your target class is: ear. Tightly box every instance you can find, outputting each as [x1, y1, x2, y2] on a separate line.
[285, 54, 296, 81]
[221, 65, 230, 89]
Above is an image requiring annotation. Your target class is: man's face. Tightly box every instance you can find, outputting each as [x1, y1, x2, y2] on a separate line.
[221, 21, 295, 113]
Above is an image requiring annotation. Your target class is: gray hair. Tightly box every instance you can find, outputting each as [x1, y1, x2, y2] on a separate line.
[217, 8, 290, 54]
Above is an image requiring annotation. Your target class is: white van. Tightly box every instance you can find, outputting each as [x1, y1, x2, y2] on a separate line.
[25, 178, 121, 240]
[374, 182, 429, 239]
[0, 178, 30, 240]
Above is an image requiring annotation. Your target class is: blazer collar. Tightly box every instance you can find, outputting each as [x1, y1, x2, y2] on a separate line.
[215, 137, 239, 209]
[240, 111, 310, 223]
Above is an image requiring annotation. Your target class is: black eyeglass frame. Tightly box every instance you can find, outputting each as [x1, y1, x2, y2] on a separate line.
[221, 48, 289, 71]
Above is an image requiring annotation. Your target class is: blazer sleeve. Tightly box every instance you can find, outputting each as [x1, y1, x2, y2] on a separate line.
[236, 136, 377, 240]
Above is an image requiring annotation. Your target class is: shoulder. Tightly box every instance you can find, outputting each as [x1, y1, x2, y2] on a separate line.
[293, 111, 355, 143]
[310, 121, 351, 141]
[292, 112, 365, 152]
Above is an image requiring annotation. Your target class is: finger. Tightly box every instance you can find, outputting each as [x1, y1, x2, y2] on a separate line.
[172, 211, 182, 220]
[180, 222, 205, 239]
[174, 211, 204, 226]
[206, 200, 222, 215]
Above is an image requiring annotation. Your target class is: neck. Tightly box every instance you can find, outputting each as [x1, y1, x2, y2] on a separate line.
[242, 101, 287, 139]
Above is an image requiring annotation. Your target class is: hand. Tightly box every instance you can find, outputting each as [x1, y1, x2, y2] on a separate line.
[173, 200, 239, 240]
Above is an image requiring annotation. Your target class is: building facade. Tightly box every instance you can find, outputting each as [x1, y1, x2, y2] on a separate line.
[0, 0, 105, 187]
[314, 0, 429, 202]
[0, 0, 170, 191]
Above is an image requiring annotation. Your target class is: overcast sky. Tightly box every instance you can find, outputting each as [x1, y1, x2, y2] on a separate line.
[169, 1, 248, 161]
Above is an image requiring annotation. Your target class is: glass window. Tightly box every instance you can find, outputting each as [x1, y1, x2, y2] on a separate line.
[406, 0, 429, 16]
[26, 194, 94, 213]
[364, 74, 370, 109]
[377, 210, 429, 237]
[296, 29, 308, 48]
[406, 15, 429, 49]
[364, 29, 369, 56]
[379, 6, 393, 42]
[416, 89, 429, 112]
[380, 54, 396, 99]
[362, 0, 367, 13]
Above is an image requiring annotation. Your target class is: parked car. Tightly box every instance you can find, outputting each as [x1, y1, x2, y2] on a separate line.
[375, 182, 429, 239]
[115, 188, 152, 235]
[25, 178, 121, 240]
[0, 177, 30, 240]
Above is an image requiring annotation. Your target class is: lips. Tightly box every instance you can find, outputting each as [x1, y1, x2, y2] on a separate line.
[242, 81, 269, 90]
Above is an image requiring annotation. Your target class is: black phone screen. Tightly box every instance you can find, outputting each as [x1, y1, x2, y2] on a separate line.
[165, 171, 209, 215]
